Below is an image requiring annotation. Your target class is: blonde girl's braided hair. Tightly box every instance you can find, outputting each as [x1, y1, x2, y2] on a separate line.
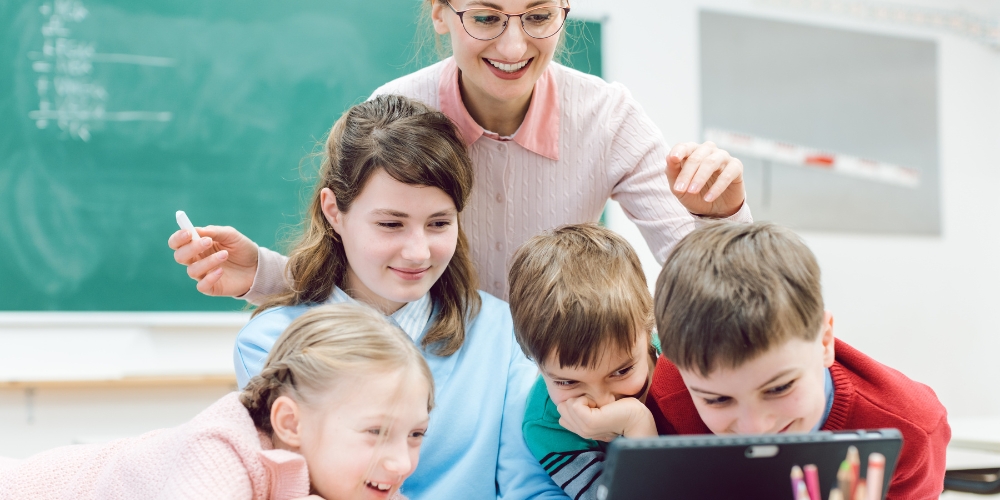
[240, 303, 435, 434]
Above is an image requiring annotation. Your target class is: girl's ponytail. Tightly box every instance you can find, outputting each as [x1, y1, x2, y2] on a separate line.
[239, 361, 295, 434]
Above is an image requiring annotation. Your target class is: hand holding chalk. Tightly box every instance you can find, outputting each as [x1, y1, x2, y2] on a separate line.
[176, 210, 200, 241]
[168, 218, 260, 297]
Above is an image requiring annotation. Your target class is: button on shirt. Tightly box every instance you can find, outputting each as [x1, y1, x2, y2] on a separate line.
[435, 58, 752, 299]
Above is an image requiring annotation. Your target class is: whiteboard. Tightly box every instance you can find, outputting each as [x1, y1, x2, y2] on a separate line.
[700, 10, 941, 235]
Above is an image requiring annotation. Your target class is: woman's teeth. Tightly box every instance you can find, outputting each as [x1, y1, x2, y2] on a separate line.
[487, 59, 529, 73]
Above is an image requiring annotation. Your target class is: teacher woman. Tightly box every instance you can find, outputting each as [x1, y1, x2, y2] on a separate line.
[169, 0, 751, 300]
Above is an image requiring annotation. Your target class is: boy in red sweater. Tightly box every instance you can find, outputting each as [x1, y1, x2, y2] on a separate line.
[646, 222, 949, 500]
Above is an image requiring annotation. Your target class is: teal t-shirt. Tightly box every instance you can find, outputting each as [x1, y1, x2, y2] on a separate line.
[522, 376, 607, 500]
[521, 332, 660, 500]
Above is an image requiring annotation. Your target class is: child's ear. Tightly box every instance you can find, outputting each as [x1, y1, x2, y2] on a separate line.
[320, 188, 344, 238]
[430, 1, 451, 35]
[820, 311, 835, 368]
[270, 395, 304, 449]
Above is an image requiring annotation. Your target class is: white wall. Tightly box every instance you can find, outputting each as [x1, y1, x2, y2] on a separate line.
[0, 313, 243, 458]
[575, 0, 1000, 418]
[0, 384, 234, 458]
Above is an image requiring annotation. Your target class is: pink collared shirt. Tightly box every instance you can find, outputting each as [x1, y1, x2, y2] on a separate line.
[439, 57, 561, 161]
[245, 57, 751, 301]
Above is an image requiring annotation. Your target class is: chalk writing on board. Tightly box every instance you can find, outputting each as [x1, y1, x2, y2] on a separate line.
[28, 0, 175, 141]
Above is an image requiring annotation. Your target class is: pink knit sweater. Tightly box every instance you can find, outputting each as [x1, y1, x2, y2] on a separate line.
[0, 393, 311, 499]
[242, 57, 751, 302]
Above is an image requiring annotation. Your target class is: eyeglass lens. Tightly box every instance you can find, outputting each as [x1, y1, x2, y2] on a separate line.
[462, 6, 567, 40]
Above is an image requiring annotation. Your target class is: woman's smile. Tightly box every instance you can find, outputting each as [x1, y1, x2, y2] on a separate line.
[483, 57, 533, 80]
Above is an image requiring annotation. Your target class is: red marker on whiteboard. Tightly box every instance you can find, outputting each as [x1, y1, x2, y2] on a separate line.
[703, 128, 921, 188]
[804, 154, 835, 167]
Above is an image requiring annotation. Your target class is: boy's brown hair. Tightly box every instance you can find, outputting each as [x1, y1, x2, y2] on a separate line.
[655, 222, 824, 376]
[508, 223, 653, 368]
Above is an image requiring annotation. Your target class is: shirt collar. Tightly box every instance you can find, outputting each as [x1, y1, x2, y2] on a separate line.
[438, 57, 561, 161]
[812, 367, 835, 431]
[325, 286, 433, 342]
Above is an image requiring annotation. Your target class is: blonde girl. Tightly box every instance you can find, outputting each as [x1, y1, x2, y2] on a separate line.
[234, 94, 565, 499]
[0, 303, 433, 500]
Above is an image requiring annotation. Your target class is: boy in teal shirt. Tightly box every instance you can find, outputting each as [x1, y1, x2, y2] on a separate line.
[507, 224, 660, 500]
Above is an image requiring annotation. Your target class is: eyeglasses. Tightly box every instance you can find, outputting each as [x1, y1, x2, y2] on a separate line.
[446, 2, 571, 41]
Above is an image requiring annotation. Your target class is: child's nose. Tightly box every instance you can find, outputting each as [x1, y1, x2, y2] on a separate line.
[735, 412, 774, 435]
[591, 391, 616, 408]
[400, 229, 431, 263]
[382, 445, 413, 476]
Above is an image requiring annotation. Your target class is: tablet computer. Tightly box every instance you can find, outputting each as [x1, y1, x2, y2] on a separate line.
[597, 429, 902, 500]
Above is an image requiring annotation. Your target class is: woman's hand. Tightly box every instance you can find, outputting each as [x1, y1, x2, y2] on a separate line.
[168, 225, 259, 297]
[666, 141, 746, 218]
[557, 397, 658, 442]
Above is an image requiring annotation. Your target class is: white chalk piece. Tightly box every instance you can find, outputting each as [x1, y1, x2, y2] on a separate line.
[175, 210, 201, 241]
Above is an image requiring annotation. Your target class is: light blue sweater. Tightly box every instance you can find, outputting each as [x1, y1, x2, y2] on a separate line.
[234, 291, 569, 500]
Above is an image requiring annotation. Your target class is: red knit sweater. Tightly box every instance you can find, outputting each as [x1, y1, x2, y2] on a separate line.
[646, 339, 950, 500]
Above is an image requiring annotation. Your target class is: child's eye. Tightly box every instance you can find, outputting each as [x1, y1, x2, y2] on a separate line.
[766, 380, 795, 396]
[410, 430, 426, 439]
[376, 221, 403, 229]
[429, 220, 452, 229]
[611, 364, 635, 378]
[553, 380, 577, 388]
[703, 396, 732, 406]
[366, 428, 383, 436]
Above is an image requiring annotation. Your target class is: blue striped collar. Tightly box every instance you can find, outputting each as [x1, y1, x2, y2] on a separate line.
[325, 286, 433, 341]
[812, 367, 835, 431]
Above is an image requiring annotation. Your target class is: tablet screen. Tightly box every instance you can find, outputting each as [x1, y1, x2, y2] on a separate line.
[599, 429, 902, 500]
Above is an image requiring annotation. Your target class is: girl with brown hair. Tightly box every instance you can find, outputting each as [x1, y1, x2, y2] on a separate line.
[234, 94, 566, 499]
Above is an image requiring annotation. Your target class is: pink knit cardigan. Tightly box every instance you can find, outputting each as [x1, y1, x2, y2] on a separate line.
[240, 58, 752, 303]
[0, 393, 311, 499]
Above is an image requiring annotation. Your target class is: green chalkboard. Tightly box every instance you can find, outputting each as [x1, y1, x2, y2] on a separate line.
[0, 0, 602, 311]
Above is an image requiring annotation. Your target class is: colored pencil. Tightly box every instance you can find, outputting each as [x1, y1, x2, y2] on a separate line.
[798, 480, 811, 500]
[854, 479, 867, 500]
[847, 446, 860, 497]
[866, 453, 886, 500]
[804, 464, 820, 500]
[791, 465, 806, 500]
[837, 460, 852, 497]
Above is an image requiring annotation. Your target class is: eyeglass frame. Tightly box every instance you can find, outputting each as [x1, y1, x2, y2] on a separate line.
[445, 2, 572, 41]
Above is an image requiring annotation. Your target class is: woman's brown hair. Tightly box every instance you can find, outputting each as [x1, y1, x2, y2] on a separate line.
[257, 94, 481, 356]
